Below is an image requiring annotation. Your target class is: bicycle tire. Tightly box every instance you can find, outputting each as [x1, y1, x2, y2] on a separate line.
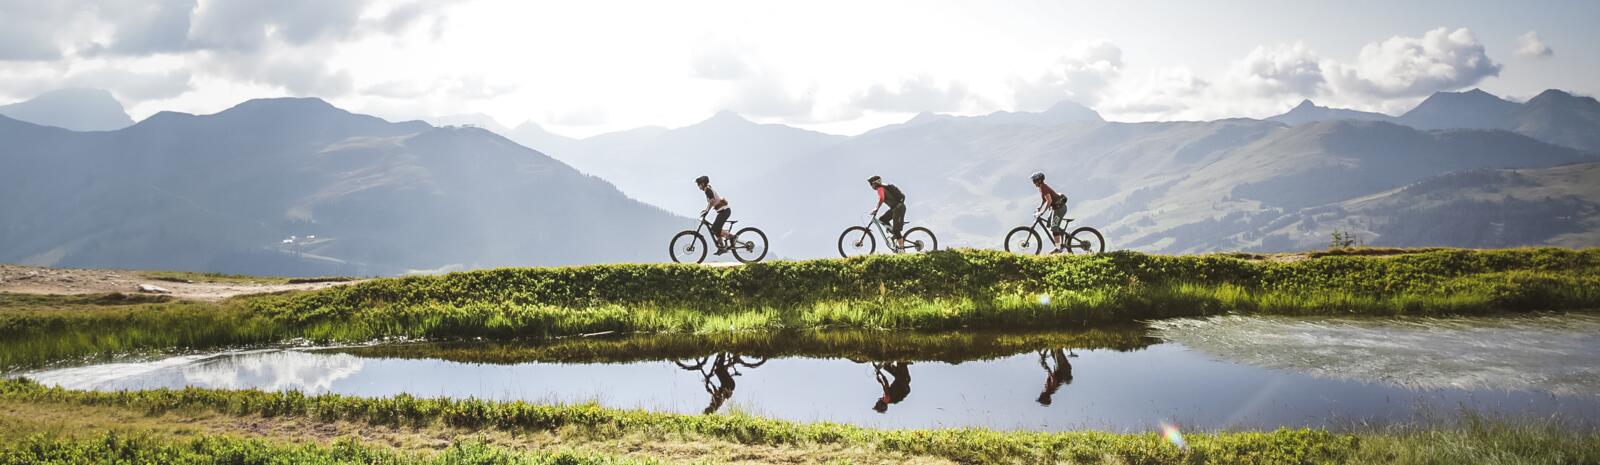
[1067, 227, 1106, 255]
[838, 226, 875, 258]
[902, 227, 938, 253]
[731, 227, 769, 263]
[1004, 226, 1042, 255]
[669, 230, 708, 264]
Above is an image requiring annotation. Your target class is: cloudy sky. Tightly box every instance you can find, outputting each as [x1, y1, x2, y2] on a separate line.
[2, 0, 1595, 136]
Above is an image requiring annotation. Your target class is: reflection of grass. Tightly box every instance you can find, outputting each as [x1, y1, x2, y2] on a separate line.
[329, 327, 1156, 364]
[3, 378, 1594, 465]
[0, 293, 289, 371]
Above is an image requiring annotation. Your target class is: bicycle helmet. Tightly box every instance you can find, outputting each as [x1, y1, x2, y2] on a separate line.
[1030, 171, 1045, 182]
[867, 175, 882, 186]
[695, 175, 710, 185]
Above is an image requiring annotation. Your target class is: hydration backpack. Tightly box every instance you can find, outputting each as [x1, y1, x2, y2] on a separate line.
[883, 184, 906, 206]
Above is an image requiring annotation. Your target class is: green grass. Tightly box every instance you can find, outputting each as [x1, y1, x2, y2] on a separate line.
[0, 432, 662, 465]
[3, 378, 1594, 465]
[3, 248, 1598, 371]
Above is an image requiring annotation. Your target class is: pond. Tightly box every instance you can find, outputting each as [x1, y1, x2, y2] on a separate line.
[18, 314, 1600, 432]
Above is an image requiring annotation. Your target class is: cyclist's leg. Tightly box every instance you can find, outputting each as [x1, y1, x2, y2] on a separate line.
[890, 205, 907, 240]
[1049, 202, 1068, 249]
[712, 209, 732, 246]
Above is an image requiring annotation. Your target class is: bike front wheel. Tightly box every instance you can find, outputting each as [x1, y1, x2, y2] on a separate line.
[669, 231, 708, 264]
[901, 227, 939, 253]
[731, 227, 769, 263]
[1067, 227, 1106, 255]
[1004, 226, 1042, 255]
[838, 226, 875, 258]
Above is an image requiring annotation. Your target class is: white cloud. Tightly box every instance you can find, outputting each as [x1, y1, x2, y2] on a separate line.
[1516, 31, 1553, 59]
[1228, 42, 1325, 97]
[690, 42, 758, 81]
[1099, 67, 1212, 121]
[1324, 27, 1500, 99]
[1012, 40, 1123, 111]
[851, 74, 974, 113]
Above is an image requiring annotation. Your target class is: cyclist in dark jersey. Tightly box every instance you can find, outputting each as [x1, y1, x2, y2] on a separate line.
[867, 175, 907, 249]
[695, 175, 734, 255]
[1031, 172, 1068, 253]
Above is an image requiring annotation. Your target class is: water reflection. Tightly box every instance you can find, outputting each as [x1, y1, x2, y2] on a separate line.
[1036, 349, 1075, 406]
[19, 321, 1600, 431]
[871, 361, 911, 413]
[674, 353, 767, 414]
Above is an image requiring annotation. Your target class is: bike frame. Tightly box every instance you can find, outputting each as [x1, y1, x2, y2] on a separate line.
[1024, 208, 1085, 249]
[857, 212, 913, 253]
[692, 212, 734, 248]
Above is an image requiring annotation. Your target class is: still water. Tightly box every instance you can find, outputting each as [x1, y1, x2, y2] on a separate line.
[21, 315, 1600, 432]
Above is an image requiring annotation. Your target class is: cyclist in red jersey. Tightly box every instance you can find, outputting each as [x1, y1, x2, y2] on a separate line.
[1031, 172, 1068, 253]
[867, 175, 907, 250]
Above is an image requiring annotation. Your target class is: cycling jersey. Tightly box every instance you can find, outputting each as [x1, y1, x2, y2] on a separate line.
[1039, 183, 1063, 206]
[704, 185, 729, 211]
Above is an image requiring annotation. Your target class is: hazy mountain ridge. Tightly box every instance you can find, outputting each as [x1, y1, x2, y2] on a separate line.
[0, 98, 683, 275]
[1268, 88, 1600, 153]
[0, 88, 134, 132]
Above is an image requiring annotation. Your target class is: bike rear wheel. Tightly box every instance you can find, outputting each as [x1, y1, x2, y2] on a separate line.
[838, 226, 875, 257]
[900, 227, 938, 253]
[1004, 227, 1042, 255]
[669, 231, 708, 264]
[1067, 227, 1106, 255]
[731, 227, 769, 263]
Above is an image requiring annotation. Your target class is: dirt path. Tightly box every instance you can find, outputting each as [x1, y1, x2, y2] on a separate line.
[0, 264, 358, 301]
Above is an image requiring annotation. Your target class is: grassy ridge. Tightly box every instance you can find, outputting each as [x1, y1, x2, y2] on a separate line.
[4, 379, 1596, 465]
[3, 248, 1598, 371]
[251, 247, 1600, 340]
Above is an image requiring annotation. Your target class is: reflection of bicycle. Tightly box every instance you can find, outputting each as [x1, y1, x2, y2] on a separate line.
[670, 211, 768, 264]
[1004, 210, 1105, 255]
[838, 212, 938, 258]
[674, 353, 768, 414]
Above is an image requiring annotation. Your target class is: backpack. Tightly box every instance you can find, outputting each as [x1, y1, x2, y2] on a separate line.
[883, 184, 906, 206]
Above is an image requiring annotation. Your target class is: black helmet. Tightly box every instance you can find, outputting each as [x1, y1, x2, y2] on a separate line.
[867, 175, 882, 185]
[1030, 171, 1045, 182]
[695, 175, 709, 185]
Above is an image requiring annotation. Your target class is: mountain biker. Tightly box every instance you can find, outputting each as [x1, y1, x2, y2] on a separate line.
[1031, 172, 1068, 253]
[867, 175, 907, 249]
[695, 175, 735, 255]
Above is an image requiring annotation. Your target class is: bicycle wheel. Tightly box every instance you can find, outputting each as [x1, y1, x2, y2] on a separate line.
[1067, 227, 1106, 255]
[670, 231, 708, 264]
[731, 227, 769, 263]
[837, 226, 875, 257]
[901, 227, 938, 253]
[1004, 226, 1042, 255]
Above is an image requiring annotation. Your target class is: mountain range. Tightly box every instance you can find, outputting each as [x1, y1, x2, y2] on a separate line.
[2, 87, 1597, 274]
[1267, 88, 1600, 153]
[0, 98, 681, 275]
[0, 88, 133, 132]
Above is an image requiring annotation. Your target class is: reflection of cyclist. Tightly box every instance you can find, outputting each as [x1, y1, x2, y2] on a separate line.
[1036, 348, 1074, 406]
[674, 352, 767, 414]
[694, 176, 735, 255]
[867, 176, 907, 250]
[1030, 172, 1068, 254]
[871, 361, 912, 413]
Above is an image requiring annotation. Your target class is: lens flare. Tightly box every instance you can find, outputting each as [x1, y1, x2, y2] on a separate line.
[1159, 421, 1187, 451]
[1037, 293, 1051, 306]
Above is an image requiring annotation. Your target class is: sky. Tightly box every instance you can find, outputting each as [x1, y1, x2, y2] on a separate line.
[2, 0, 1596, 137]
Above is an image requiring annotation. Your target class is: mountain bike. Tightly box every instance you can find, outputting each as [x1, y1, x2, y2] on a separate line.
[838, 211, 937, 257]
[1004, 210, 1105, 254]
[670, 211, 768, 264]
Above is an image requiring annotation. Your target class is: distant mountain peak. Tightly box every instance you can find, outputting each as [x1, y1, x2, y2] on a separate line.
[1267, 99, 1391, 126]
[1292, 99, 1318, 109]
[0, 87, 134, 131]
[701, 110, 754, 126]
[221, 97, 342, 115]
